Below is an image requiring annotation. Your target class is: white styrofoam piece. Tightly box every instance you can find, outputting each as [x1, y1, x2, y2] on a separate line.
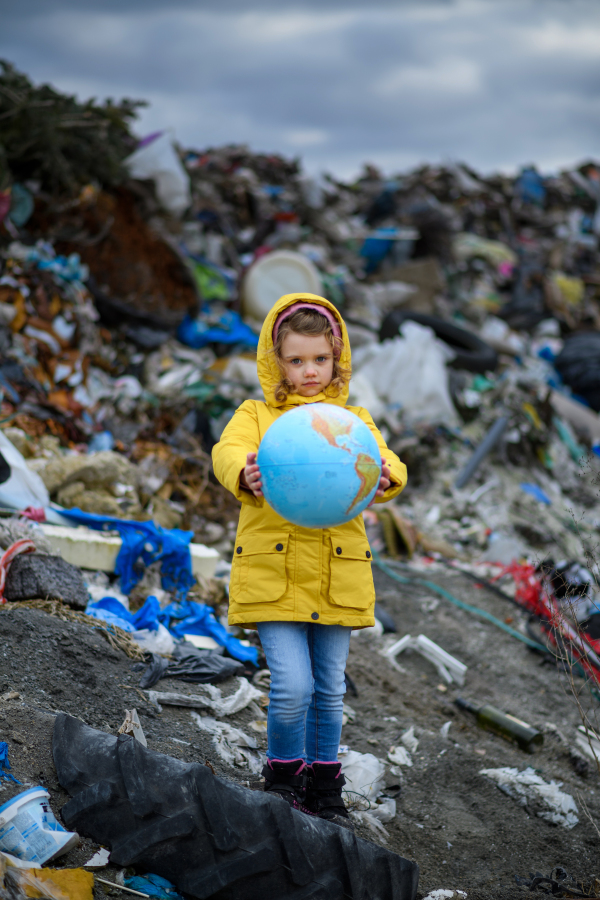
[184, 633, 220, 650]
[40, 523, 220, 579]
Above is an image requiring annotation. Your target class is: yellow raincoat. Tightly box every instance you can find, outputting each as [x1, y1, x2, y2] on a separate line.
[212, 293, 406, 628]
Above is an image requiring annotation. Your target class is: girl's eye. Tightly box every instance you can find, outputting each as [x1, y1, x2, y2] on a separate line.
[291, 358, 302, 364]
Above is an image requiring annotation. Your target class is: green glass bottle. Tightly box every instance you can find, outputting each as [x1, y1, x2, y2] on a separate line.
[455, 697, 544, 753]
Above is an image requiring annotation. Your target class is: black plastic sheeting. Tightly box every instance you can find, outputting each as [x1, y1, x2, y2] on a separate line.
[53, 714, 419, 900]
[135, 642, 244, 689]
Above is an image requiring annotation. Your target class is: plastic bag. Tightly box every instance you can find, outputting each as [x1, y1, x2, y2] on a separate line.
[340, 750, 385, 804]
[352, 321, 458, 426]
[133, 624, 176, 656]
[480, 766, 578, 829]
[0, 432, 50, 511]
[125, 132, 190, 217]
[60, 509, 195, 598]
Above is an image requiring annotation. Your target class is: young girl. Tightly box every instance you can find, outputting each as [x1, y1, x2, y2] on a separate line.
[212, 293, 406, 829]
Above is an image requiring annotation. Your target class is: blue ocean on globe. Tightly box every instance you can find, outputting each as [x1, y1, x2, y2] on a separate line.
[257, 403, 382, 529]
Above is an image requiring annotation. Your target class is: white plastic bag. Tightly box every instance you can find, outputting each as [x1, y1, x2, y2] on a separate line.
[0, 432, 49, 511]
[132, 623, 175, 655]
[480, 766, 578, 828]
[340, 750, 386, 804]
[352, 321, 459, 427]
[125, 132, 191, 217]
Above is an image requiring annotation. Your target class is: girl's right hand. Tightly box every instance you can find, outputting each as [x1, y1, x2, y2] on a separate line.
[240, 452, 263, 497]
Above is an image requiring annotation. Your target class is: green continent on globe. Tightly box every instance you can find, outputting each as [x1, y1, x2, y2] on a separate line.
[347, 452, 379, 514]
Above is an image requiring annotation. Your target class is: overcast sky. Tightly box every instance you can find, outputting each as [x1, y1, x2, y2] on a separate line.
[1, 0, 599, 179]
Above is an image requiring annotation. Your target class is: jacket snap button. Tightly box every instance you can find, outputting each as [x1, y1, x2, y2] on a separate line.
[336, 547, 342, 555]
[236, 546, 242, 554]
[276, 543, 283, 551]
[366, 551, 371, 559]
[311, 612, 319, 620]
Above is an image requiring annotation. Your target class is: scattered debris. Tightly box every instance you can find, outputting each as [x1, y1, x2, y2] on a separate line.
[118, 708, 147, 746]
[384, 634, 467, 685]
[480, 767, 579, 829]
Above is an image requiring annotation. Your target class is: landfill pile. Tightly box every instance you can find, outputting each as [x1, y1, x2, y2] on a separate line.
[1, 61, 600, 900]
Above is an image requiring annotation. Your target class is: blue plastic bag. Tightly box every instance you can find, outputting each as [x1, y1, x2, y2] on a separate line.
[359, 227, 398, 273]
[58, 509, 195, 598]
[519, 483, 551, 506]
[0, 742, 21, 784]
[161, 600, 258, 665]
[85, 596, 258, 665]
[85, 596, 162, 633]
[177, 310, 259, 350]
[124, 874, 184, 900]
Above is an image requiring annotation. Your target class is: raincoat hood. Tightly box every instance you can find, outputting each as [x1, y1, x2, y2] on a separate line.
[257, 293, 351, 409]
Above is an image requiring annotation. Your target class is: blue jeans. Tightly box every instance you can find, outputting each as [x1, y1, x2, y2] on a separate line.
[257, 621, 352, 763]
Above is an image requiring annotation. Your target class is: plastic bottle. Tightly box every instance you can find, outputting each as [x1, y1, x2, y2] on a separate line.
[455, 697, 543, 753]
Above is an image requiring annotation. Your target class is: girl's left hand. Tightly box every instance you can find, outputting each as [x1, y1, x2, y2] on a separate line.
[369, 457, 391, 505]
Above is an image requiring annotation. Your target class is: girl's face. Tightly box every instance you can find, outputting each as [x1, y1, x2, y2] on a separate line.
[279, 332, 334, 397]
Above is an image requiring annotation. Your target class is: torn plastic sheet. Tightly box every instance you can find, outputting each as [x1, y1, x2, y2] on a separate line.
[190, 712, 263, 773]
[59, 508, 194, 598]
[341, 750, 386, 805]
[388, 746, 412, 767]
[147, 677, 264, 716]
[160, 600, 259, 665]
[401, 726, 419, 753]
[351, 810, 390, 841]
[480, 766, 578, 828]
[138, 645, 243, 689]
[85, 595, 257, 665]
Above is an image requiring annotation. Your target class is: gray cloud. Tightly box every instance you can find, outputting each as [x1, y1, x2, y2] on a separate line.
[1, 0, 598, 177]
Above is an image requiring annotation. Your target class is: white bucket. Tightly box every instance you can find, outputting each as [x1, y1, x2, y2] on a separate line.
[0, 787, 79, 864]
[241, 250, 323, 321]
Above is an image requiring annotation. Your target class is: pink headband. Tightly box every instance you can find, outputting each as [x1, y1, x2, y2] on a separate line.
[272, 302, 342, 358]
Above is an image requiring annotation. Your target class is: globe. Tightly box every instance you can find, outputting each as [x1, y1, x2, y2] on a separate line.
[257, 403, 382, 529]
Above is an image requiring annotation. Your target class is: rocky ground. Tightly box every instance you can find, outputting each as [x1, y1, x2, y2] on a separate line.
[1, 561, 599, 899]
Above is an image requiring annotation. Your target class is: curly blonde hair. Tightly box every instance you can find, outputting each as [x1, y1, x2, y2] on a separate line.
[272, 308, 350, 403]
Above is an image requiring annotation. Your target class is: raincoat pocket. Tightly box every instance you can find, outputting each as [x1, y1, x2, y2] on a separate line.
[231, 533, 290, 604]
[328, 535, 374, 610]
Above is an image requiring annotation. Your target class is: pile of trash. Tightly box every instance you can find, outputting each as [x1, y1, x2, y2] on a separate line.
[2, 61, 600, 900]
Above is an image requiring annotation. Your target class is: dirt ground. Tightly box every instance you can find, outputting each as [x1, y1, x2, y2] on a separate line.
[0, 562, 599, 899]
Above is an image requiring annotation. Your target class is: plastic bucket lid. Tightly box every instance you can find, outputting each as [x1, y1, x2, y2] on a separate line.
[0, 786, 79, 865]
[0, 787, 49, 820]
[242, 250, 322, 321]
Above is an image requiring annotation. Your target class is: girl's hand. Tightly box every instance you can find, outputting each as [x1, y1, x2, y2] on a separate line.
[369, 457, 391, 505]
[240, 452, 263, 498]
